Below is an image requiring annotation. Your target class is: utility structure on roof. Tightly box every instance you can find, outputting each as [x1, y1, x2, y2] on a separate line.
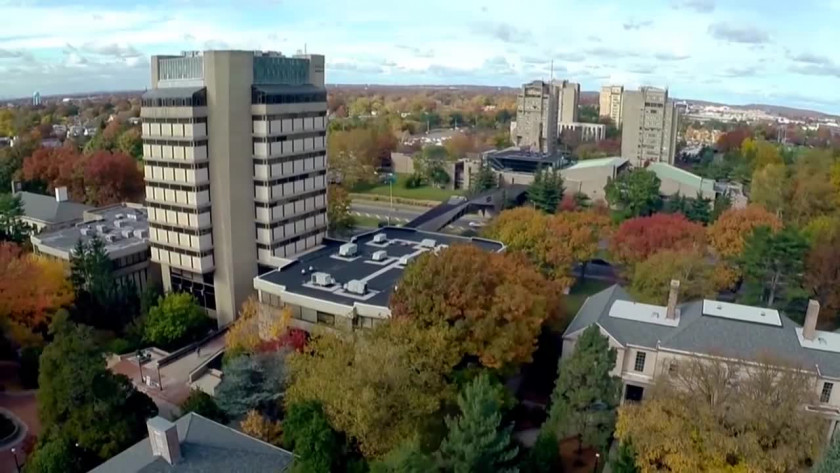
[141, 49, 327, 325]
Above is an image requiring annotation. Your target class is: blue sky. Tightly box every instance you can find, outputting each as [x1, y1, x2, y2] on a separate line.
[1, 0, 839, 114]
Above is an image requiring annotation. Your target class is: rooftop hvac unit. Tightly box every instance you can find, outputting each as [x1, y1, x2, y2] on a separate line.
[339, 242, 358, 257]
[114, 213, 125, 220]
[104, 234, 120, 243]
[127, 212, 138, 220]
[345, 279, 367, 295]
[310, 272, 335, 287]
[399, 255, 411, 265]
[114, 220, 126, 228]
[133, 229, 149, 239]
[79, 227, 90, 236]
[372, 233, 387, 244]
[372, 250, 387, 262]
[121, 229, 134, 239]
[96, 224, 108, 233]
[420, 238, 436, 248]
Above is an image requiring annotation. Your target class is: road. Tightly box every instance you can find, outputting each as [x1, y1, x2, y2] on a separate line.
[350, 201, 486, 231]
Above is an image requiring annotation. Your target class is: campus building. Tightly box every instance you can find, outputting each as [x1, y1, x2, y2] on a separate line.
[141, 50, 327, 325]
[512, 81, 558, 154]
[599, 85, 624, 126]
[621, 86, 679, 166]
[563, 282, 840, 441]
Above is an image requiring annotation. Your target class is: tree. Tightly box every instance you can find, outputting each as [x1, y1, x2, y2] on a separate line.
[240, 410, 283, 446]
[413, 145, 451, 187]
[611, 441, 640, 473]
[179, 389, 228, 424]
[283, 401, 343, 473]
[739, 226, 809, 309]
[548, 326, 621, 453]
[554, 210, 612, 280]
[0, 193, 30, 244]
[814, 436, 840, 473]
[605, 169, 662, 219]
[216, 351, 287, 419]
[469, 163, 498, 195]
[610, 213, 705, 268]
[788, 149, 835, 226]
[36, 316, 157, 464]
[805, 233, 840, 329]
[370, 438, 438, 473]
[716, 127, 751, 153]
[0, 244, 73, 345]
[116, 127, 142, 160]
[740, 137, 783, 170]
[616, 357, 826, 473]
[287, 320, 457, 457]
[707, 204, 782, 259]
[662, 193, 711, 225]
[750, 163, 788, 218]
[444, 132, 475, 159]
[327, 184, 355, 235]
[390, 245, 562, 368]
[438, 374, 518, 473]
[527, 167, 564, 213]
[225, 297, 291, 359]
[521, 430, 559, 473]
[24, 434, 85, 473]
[629, 250, 719, 304]
[143, 292, 211, 348]
[82, 150, 144, 205]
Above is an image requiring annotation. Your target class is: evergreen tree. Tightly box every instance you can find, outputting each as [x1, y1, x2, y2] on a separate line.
[605, 169, 662, 219]
[547, 325, 621, 453]
[0, 193, 31, 244]
[521, 430, 558, 473]
[813, 435, 840, 473]
[283, 401, 343, 473]
[371, 439, 439, 473]
[470, 163, 498, 195]
[143, 292, 211, 349]
[611, 441, 640, 473]
[528, 167, 564, 214]
[215, 351, 287, 419]
[179, 389, 228, 424]
[438, 373, 519, 473]
[739, 226, 809, 309]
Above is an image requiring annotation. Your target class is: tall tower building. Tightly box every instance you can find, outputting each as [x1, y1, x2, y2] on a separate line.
[599, 85, 624, 126]
[32, 91, 41, 106]
[553, 80, 580, 126]
[140, 50, 328, 325]
[513, 81, 558, 154]
[620, 86, 679, 166]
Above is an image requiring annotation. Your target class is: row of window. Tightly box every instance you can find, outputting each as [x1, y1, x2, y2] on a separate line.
[254, 170, 326, 192]
[171, 272, 216, 311]
[150, 242, 213, 258]
[141, 96, 207, 108]
[144, 138, 209, 147]
[254, 188, 325, 210]
[252, 90, 327, 105]
[142, 117, 208, 124]
[253, 111, 326, 121]
[113, 250, 150, 270]
[255, 208, 326, 231]
[146, 182, 210, 193]
[253, 131, 324, 144]
[146, 201, 210, 215]
[256, 226, 325, 252]
[144, 160, 210, 170]
[253, 151, 325, 166]
[150, 221, 213, 236]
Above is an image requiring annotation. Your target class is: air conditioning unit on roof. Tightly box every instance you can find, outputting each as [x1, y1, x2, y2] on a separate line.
[345, 279, 367, 295]
[372, 233, 387, 244]
[339, 242, 358, 257]
[311, 272, 335, 287]
[420, 238, 436, 248]
[372, 250, 387, 261]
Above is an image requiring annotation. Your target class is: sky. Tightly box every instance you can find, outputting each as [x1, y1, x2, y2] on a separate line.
[1, 0, 839, 114]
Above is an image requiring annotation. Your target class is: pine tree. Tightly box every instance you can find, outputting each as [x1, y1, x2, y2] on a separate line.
[813, 435, 840, 473]
[528, 167, 564, 214]
[521, 430, 558, 473]
[470, 163, 498, 195]
[371, 438, 438, 473]
[611, 440, 640, 473]
[547, 325, 621, 453]
[438, 373, 519, 473]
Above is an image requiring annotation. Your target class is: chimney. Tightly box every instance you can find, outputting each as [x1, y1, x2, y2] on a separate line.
[803, 299, 820, 341]
[666, 279, 680, 320]
[54, 186, 68, 203]
[147, 416, 181, 465]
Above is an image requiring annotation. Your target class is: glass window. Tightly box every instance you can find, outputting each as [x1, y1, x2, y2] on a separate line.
[634, 352, 646, 372]
[821, 382, 834, 403]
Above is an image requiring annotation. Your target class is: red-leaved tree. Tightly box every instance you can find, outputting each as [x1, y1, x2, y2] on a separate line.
[610, 213, 706, 267]
[83, 151, 144, 205]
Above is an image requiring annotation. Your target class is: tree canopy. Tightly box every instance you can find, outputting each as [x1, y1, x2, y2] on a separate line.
[0, 193, 31, 244]
[327, 184, 355, 235]
[143, 292, 211, 349]
[215, 351, 288, 419]
[610, 213, 705, 268]
[738, 225, 809, 310]
[707, 205, 782, 259]
[605, 169, 662, 219]
[629, 249, 722, 305]
[528, 167, 564, 214]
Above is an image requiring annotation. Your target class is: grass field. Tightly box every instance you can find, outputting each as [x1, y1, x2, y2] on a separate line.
[354, 173, 464, 202]
[353, 215, 383, 228]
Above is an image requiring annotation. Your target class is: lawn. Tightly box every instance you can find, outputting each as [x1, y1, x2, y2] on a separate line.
[564, 279, 613, 318]
[354, 173, 464, 202]
[353, 215, 384, 228]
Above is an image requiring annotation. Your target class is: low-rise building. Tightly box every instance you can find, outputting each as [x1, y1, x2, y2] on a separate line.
[14, 187, 93, 233]
[90, 414, 294, 472]
[559, 122, 607, 142]
[647, 162, 717, 201]
[253, 227, 504, 332]
[563, 282, 840, 441]
[463, 147, 569, 188]
[562, 157, 630, 202]
[30, 203, 160, 291]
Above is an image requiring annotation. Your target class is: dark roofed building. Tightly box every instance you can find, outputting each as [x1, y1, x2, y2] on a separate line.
[15, 187, 93, 232]
[89, 414, 294, 473]
[562, 282, 840, 441]
[254, 226, 504, 332]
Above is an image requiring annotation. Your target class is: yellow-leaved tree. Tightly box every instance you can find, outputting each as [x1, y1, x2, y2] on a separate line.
[225, 297, 291, 358]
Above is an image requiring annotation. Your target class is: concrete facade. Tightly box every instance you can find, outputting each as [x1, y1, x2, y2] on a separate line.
[553, 79, 580, 126]
[561, 157, 630, 202]
[513, 81, 558, 154]
[142, 50, 327, 326]
[559, 122, 606, 142]
[621, 87, 679, 166]
[599, 85, 624, 126]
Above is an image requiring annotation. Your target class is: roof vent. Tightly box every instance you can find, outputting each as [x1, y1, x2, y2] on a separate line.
[115, 213, 125, 219]
[96, 224, 108, 233]
[372, 250, 387, 261]
[301, 268, 307, 275]
[133, 229, 149, 239]
[80, 227, 90, 236]
[311, 272, 335, 287]
[114, 220, 126, 228]
[121, 229, 134, 238]
[420, 238, 436, 248]
[127, 212, 139, 221]
[372, 233, 387, 244]
[104, 234, 120, 243]
[345, 279, 367, 295]
[339, 242, 358, 257]
[399, 255, 411, 265]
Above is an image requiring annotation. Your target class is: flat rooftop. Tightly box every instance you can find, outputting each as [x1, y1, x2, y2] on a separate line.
[256, 226, 504, 310]
[31, 204, 150, 259]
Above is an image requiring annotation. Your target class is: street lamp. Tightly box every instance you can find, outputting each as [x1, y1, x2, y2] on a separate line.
[593, 452, 600, 473]
[10, 447, 20, 473]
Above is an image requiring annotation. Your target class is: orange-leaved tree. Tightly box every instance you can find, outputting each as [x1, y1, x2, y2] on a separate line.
[390, 244, 561, 368]
[707, 204, 782, 259]
[610, 213, 705, 268]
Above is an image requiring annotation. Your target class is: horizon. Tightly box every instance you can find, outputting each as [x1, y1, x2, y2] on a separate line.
[0, 0, 839, 114]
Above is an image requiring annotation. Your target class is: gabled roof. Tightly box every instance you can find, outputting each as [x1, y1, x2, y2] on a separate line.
[17, 191, 92, 225]
[564, 285, 840, 378]
[89, 413, 294, 473]
[647, 162, 715, 195]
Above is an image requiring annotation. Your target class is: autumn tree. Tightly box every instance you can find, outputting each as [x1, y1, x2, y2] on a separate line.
[143, 292, 211, 349]
[286, 320, 458, 457]
[413, 145, 452, 187]
[716, 127, 751, 153]
[179, 389, 228, 424]
[444, 132, 476, 159]
[0, 243, 73, 345]
[605, 169, 662, 219]
[469, 163, 498, 195]
[707, 205, 782, 259]
[805, 233, 840, 329]
[788, 149, 835, 226]
[750, 163, 789, 218]
[610, 213, 705, 268]
[225, 297, 290, 359]
[82, 150, 144, 205]
[628, 250, 719, 304]
[438, 374, 519, 473]
[36, 315, 157, 466]
[554, 210, 612, 280]
[370, 438, 438, 473]
[390, 245, 562, 368]
[547, 325, 621, 453]
[739, 226, 809, 309]
[329, 127, 396, 187]
[528, 167, 564, 213]
[616, 357, 826, 472]
[740, 137, 783, 170]
[116, 127, 142, 160]
[240, 410, 283, 446]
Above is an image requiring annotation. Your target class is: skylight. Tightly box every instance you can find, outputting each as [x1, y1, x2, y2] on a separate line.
[701, 300, 782, 326]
